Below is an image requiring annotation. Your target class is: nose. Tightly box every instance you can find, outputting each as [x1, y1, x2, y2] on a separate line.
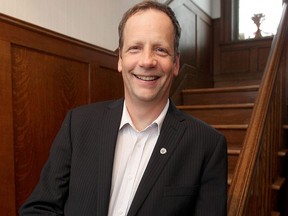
[139, 49, 157, 68]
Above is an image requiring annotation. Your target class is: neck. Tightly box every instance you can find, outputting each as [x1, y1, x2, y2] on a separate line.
[125, 98, 168, 131]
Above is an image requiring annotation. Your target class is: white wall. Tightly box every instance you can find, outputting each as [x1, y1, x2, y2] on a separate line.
[0, 0, 220, 51]
[191, 0, 212, 16]
[0, 0, 141, 51]
[212, 0, 221, 18]
[190, 0, 220, 18]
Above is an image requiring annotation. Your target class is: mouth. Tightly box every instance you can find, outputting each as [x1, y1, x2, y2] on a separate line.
[133, 74, 159, 81]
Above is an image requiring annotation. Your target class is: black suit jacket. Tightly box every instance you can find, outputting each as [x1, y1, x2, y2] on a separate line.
[19, 98, 227, 216]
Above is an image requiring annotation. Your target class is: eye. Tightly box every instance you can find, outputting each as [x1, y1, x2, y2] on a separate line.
[128, 46, 141, 53]
[155, 47, 169, 56]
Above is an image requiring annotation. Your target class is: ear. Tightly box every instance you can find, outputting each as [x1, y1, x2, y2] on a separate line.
[173, 54, 180, 77]
[118, 49, 122, 73]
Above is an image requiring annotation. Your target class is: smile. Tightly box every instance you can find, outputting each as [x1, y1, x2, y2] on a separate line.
[134, 74, 159, 81]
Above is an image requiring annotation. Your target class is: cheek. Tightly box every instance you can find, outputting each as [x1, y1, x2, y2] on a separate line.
[121, 57, 138, 72]
[163, 63, 178, 78]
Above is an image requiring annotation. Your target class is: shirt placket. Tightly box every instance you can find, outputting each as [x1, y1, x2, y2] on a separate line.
[114, 130, 149, 216]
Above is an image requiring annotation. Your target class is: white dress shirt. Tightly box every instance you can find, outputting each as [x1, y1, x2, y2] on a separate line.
[108, 100, 169, 216]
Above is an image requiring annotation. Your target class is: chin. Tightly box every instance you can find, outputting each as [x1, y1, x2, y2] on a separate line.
[134, 94, 156, 102]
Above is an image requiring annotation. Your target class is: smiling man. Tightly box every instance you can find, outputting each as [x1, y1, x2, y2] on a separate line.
[19, 1, 227, 216]
[118, 6, 179, 131]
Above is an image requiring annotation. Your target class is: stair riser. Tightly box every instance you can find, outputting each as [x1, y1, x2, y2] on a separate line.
[271, 188, 284, 214]
[216, 129, 246, 148]
[228, 154, 238, 175]
[181, 108, 252, 124]
[182, 91, 258, 105]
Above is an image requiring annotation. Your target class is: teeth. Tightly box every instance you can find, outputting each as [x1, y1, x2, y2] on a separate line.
[135, 75, 158, 81]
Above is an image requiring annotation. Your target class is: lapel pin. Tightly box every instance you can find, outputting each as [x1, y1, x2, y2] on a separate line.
[160, 148, 167, 155]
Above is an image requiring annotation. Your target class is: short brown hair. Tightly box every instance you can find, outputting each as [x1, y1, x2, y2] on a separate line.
[118, 1, 181, 56]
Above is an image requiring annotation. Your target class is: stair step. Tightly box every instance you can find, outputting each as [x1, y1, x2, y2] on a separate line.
[227, 147, 241, 175]
[278, 149, 288, 157]
[228, 173, 233, 185]
[177, 103, 254, 110]
[212, 124, 248, 129]
[178, 104, 253, 125]
[214, 73, 262, 88]
[212, 124, 248, 148]
[272, 177, 285, 190]
[183, 85, 259, 93]
[228, 151, 240, 176]
[182, 85, 259, 105]
[228, 147, 241, 155]
[271, 211, 280, 216]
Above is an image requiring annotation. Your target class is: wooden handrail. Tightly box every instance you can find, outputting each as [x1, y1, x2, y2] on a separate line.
[228, 2, 288, 215]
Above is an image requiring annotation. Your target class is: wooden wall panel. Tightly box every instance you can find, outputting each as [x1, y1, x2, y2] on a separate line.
[91, 66, 123, 102]
[0, 13, 120, 215]
[213, 17, 273, 87]
[175, 4, 197, 67]
[258, 47, 271, 72]
[0, 40, 16, 216]
[11, 45, 91, 209]
[198, 17, 212, 78]
[169, 0, 213, 103]
[220, 49, 250, 74]
[214, 0, 273, 87]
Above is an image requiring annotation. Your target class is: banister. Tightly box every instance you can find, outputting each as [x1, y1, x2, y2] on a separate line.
[228, 2, 288, 215]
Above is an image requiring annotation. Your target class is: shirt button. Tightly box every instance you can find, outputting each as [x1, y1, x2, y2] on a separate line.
[128, 175, 133, 180]
[118, 209, 123, 215]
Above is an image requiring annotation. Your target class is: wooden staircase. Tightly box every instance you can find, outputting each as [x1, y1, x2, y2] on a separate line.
[177, 85, 258, 190]
[173, 2, 288, 215]
[176, 84, 287, 214]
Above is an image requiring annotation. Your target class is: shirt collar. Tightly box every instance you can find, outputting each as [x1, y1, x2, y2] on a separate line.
[119, 100, 170, 133]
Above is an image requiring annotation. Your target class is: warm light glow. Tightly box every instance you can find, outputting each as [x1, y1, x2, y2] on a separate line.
[238, 0, 282, 39]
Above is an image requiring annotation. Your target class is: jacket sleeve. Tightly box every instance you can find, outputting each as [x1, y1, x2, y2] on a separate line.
[194, 134, 228, 216]
[19, 111, 73, 215]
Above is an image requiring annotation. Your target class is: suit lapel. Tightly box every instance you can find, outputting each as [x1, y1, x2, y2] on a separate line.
[96, 99, 124, 216]
[127, 102, 186, 216]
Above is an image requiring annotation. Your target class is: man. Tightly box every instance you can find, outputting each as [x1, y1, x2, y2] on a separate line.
[19, 1, 227, 215]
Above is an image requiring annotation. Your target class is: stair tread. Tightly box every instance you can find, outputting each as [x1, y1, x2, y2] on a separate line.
[211, 124, 248, 129]
[228, 147, 241, 155]
[272, 177, 285, 190]
[177, 103, 254, 109]
[182, 85, 259, 94]
[271, 211, 280, 216]
[278, 149, 288, 157]
[228, 174, 233, 185]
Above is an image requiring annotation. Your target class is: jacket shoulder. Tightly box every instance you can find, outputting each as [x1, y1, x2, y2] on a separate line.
[71, 99, 122, 115]
[64, 99, 123, 126]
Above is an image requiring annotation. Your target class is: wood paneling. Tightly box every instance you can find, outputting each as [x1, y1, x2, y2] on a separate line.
[12, 45, 91, 208]
[0, 13, 122, 215]
[175, 3, 197, 67]
[213, 18, 273, 87]
[91, 65, 124, 102]
[220, 49, 250, 74]
[214, 0, 273, 87]
[169, 0, 213, 103]
[217, 42, 271, 75]
[0, 40, 16, 216]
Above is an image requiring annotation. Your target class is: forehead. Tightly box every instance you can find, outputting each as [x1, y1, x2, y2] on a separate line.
[123, 9, 174, 39]
[127, 8, 172, 25]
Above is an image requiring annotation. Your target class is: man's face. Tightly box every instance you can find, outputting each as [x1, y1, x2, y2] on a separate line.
[118, 9, 179, 106]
